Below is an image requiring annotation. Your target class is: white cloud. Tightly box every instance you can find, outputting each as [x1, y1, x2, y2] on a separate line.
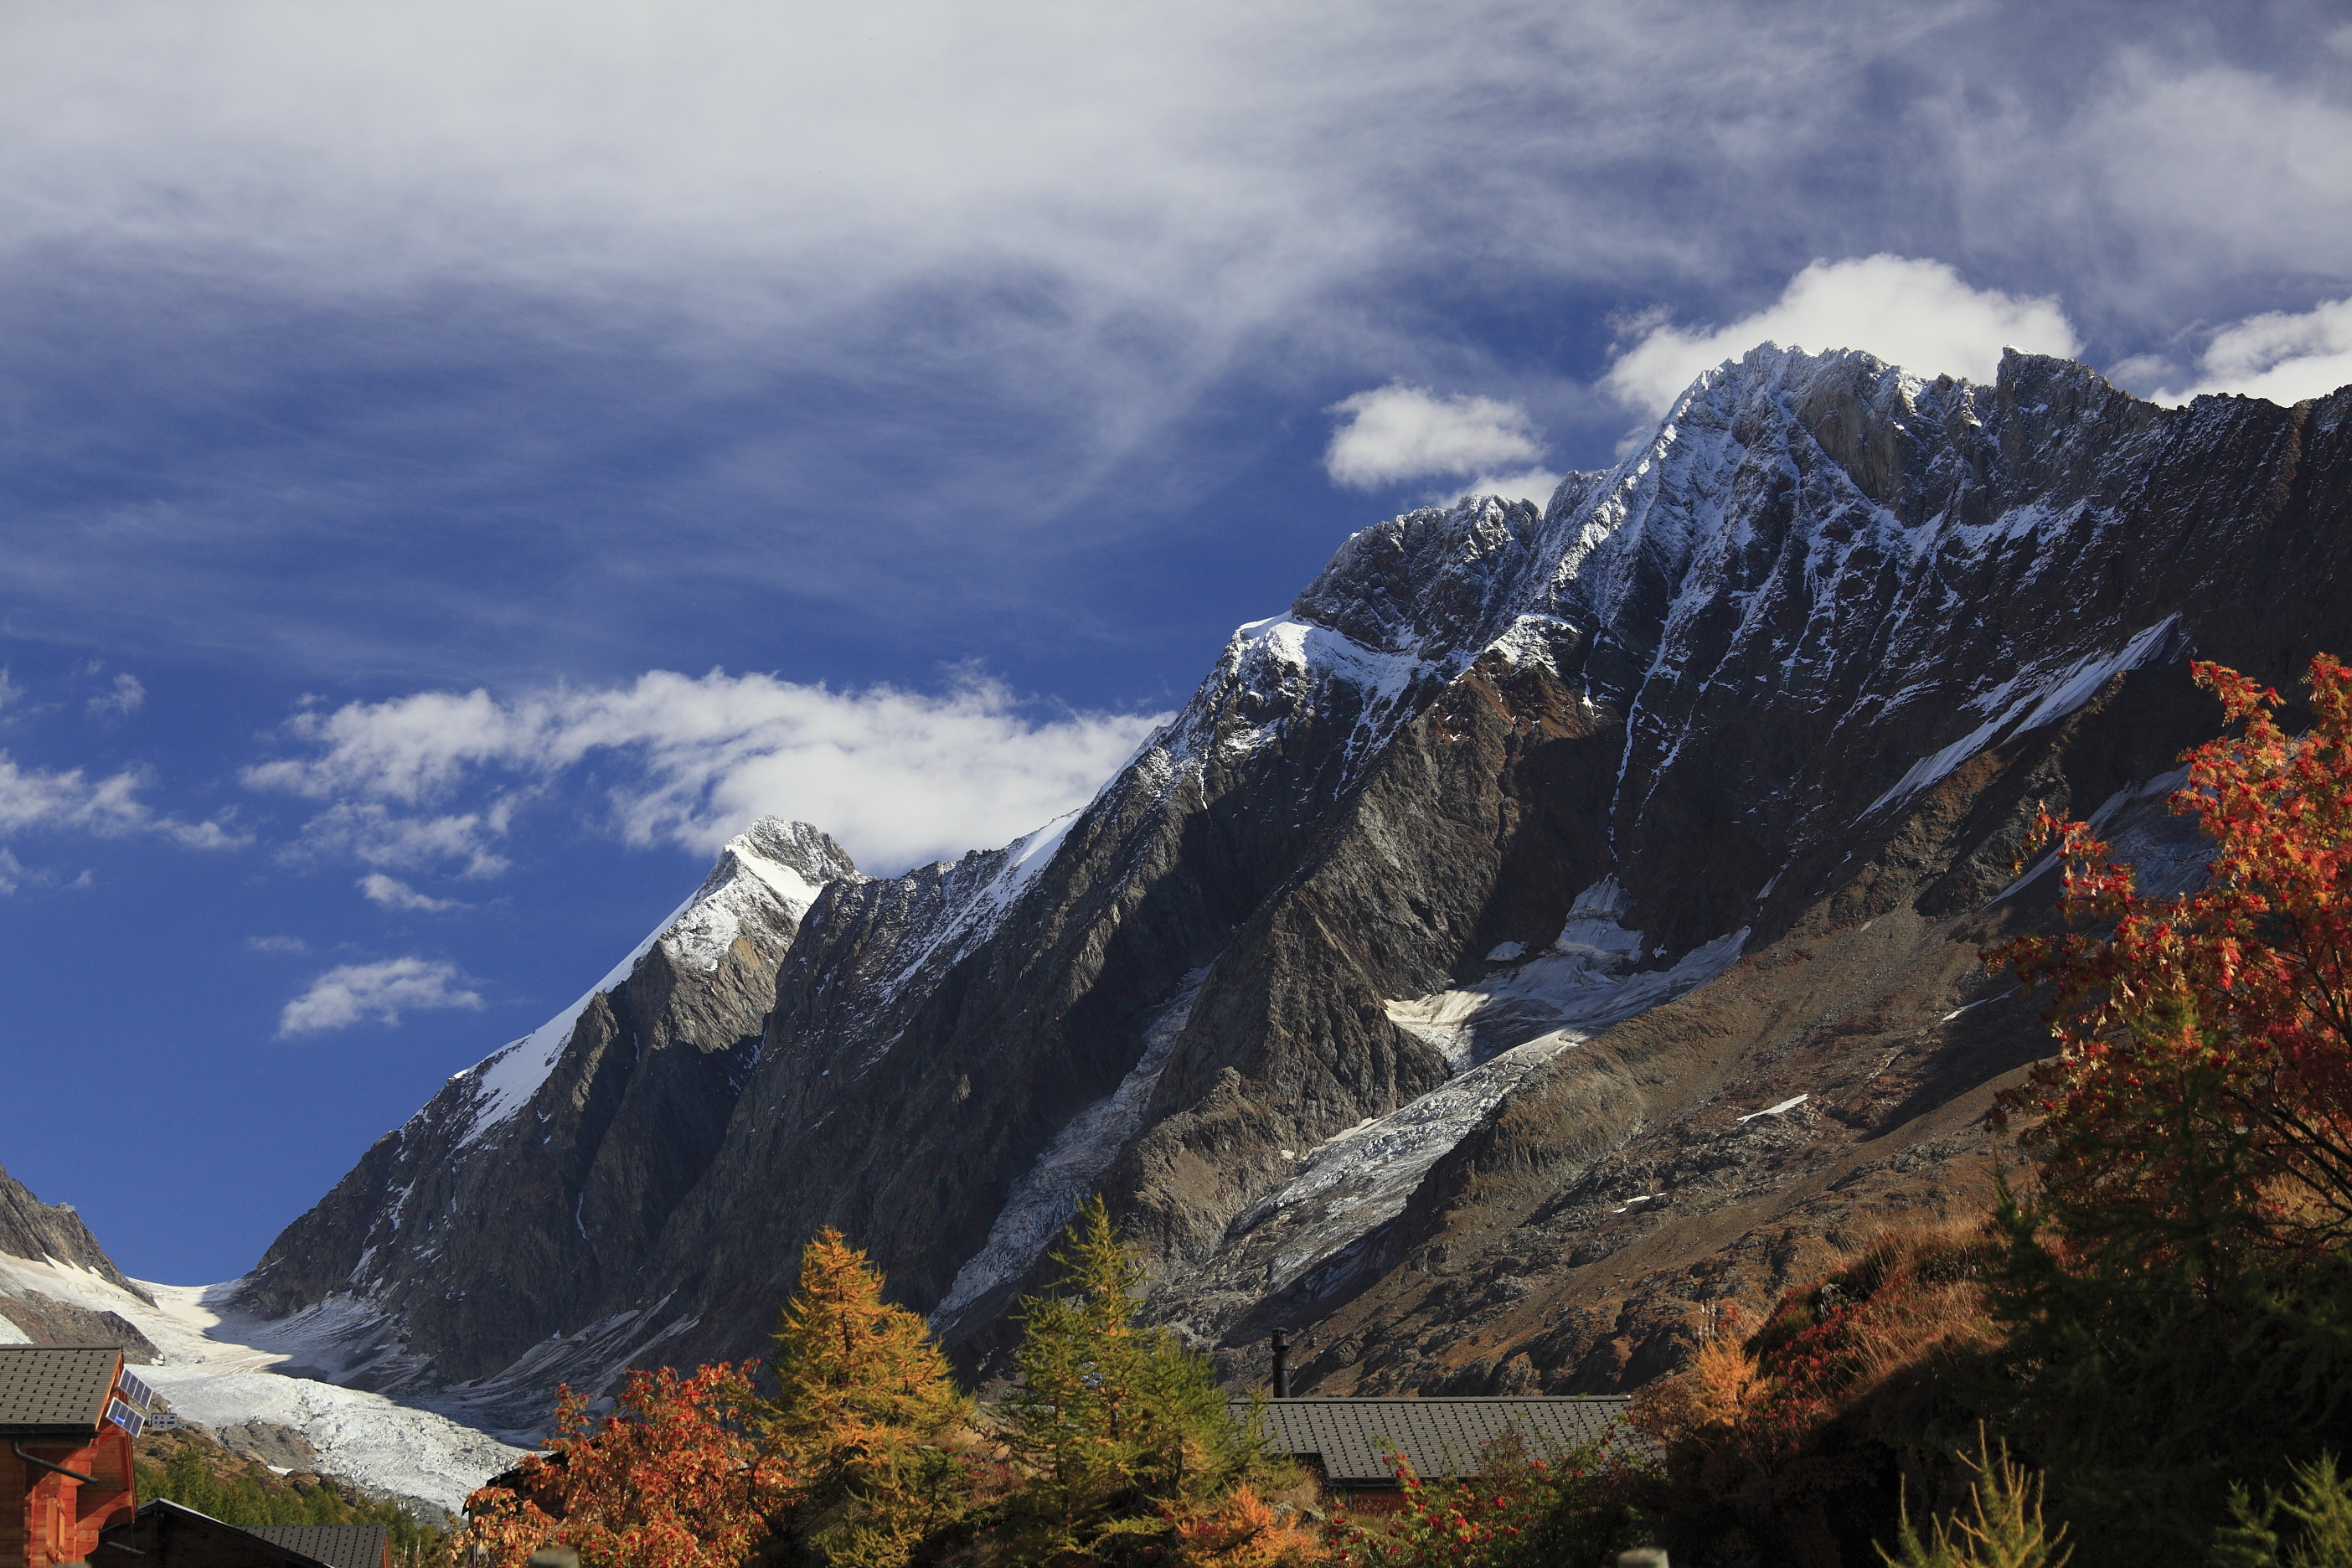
[278, 957, 482, 1037]
[289, 801, 515, 879]
[1602, 255, 2081, 415]
[0, 750, 240, 850]
[1325, 385, 1545, 490]
[0, 669, 21, 711]
[2152, 297, 2352, 407]
[247, 669, 1168, 875]
[358, 873, 463, 912]
[0, 754, 147, 836]
[246, 934, 310, 954]
[86, 672, 145, 719]
[1458, 468, 1565, 508]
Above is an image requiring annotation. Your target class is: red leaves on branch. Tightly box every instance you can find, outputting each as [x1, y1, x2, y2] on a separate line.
[459, 1362, 786, 1568]
[1990, 652, 2352, 1252]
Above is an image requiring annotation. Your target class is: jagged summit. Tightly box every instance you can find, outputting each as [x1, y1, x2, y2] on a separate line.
[242, 346, 2352, 1426]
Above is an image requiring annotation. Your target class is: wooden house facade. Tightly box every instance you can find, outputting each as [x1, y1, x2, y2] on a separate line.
[0, 1344, 152, 1568]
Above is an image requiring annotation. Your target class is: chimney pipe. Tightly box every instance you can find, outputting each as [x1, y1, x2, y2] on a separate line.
[1270, 1328, 1292, 1399]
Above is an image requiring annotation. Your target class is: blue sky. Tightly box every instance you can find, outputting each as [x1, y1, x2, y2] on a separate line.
[4, 0, 2350, 1284]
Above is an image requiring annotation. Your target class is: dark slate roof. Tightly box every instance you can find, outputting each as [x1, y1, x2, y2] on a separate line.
[101, 1501, 343, 1568]
[0, 1344, 121, 1436]
[1237, 1396, 1637, 1486]
[250, 1525, 389, 1568]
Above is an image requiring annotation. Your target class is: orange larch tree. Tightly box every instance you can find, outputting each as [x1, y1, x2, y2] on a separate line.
[756, 1227, 974, 1568]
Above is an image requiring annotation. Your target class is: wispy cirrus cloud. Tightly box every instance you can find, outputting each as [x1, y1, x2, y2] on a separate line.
[16, 4, 2346, 683]
[86, 673, 146, 720]
[358, 873, 465, 912]
[287, 800, 518, 879]
[246, 668, 1167, 875]
[278, 957, 483, 1037]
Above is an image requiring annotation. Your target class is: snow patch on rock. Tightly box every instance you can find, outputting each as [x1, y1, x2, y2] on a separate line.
[1184, 923, 1748, 1319]
[1385, 877, 1684, 1068]
[934, 967, 1212, 1327]
[455, 818, 854, 1150]
[1866, 616, 2181, 816]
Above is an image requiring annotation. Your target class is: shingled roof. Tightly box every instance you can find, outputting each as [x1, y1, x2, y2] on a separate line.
[1237, 1396, 1637, 1487]
[250, 1525, 390, 1568]
[100, 1500, 364, 1568]
[0, 1344, 122, 1436]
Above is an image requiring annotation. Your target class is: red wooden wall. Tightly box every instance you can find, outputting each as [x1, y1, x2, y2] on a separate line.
[4, 1422, 137, 1568]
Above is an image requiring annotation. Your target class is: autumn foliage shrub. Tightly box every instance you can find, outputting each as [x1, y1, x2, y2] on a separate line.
[1994, 654, 2352, 1253]
[1615, 653, 2352, 1561]
[1627, 1226, 2006, 1565]
[1981, 654, 2352, 1558]
[1322, 1434, 1636, 1568]
[461, 1362, 783, 1568]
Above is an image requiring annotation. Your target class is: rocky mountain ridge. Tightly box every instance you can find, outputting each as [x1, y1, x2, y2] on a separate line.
[0, 1160, 162, 1360]
[235, 344, 2352, 1422]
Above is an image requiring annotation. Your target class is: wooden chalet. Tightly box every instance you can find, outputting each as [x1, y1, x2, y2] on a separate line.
[97, 1501, 389, 1568]
[1235, 1395, 1638, 1509]
[0, 1344, 151, 1568]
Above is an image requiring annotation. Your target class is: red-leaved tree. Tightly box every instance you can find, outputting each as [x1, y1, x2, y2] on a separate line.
[1992, 652, 2352, 1256]
[460, 1362, 787, 1568]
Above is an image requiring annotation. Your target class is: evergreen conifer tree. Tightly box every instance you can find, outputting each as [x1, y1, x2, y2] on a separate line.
[997, 1198, 1284, 1566]
[757, 1227, 976, 1568]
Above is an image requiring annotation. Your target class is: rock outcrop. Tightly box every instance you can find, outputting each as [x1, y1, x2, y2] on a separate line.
[240, 347, 2352, 1418]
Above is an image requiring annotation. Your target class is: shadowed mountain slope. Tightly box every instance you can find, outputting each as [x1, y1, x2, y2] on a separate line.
[236, 347, 2352, 1421]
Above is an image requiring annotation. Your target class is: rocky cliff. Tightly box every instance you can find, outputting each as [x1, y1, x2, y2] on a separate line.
[237, 346, 2352, 1421]
[0, 1162, 162, 1361]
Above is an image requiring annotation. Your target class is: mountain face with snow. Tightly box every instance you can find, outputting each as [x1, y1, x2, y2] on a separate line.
[0, 1162, 161, 1359]
[240, 347, 2352, 1416]
[233, 818, 857, 1408]
[0, 1161, 521, 1510]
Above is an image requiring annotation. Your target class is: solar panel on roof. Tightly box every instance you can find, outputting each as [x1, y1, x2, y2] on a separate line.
[105, 1397, 144, 1437]
[116, 1369, 154, 1410]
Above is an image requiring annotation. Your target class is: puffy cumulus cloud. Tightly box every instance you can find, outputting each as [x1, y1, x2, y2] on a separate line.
[278, 957, 482, 1037]
[2151, 297, 2352, 407]
[1603, 255, 2080, 415]
[0, 751, 242, 854]
[358, 873, 464, 913]
[1324, 385, 1556, 505]
[247, 669, 1168, 875]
